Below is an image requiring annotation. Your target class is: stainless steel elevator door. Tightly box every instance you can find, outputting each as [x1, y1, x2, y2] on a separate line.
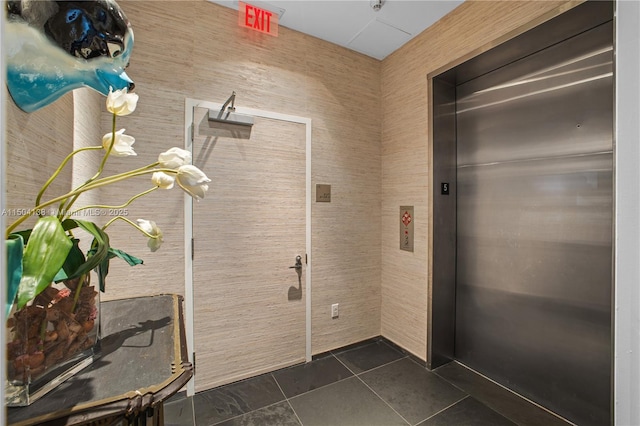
[455, 22, 613, 426]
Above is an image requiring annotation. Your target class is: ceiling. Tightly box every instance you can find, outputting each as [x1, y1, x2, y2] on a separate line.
[208, 0, 464, 60]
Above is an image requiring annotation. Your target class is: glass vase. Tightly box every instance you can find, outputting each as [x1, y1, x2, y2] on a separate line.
[5, 274, 101, 406]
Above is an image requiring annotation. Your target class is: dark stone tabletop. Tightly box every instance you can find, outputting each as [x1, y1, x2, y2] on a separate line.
[8, 294, 193, 426]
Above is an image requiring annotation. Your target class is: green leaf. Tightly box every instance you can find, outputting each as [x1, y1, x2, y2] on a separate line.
[6, 234, 24, 318]
[96, 248, 144, 292]
[60, 219, 110, 281]
[108, 248, 144, 267]
[62, 219, 111, 291]
[16, 217, 72, 310]
[97, 256, 109, 293]
[53, 239, 86, 282]
[12, 229, 32, 244]
[58, 220, 143, 292]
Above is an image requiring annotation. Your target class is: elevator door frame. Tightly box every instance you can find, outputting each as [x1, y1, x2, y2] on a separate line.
[428, 0, 613, 369]
[427, 0, 614, 420]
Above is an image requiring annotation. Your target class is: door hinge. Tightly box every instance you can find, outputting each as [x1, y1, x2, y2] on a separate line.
[192, 352, 196, 374]
[191, 238, 195, 260]
[305, 253, 308, 264]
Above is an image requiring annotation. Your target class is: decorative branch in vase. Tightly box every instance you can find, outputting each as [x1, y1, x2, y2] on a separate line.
[4, 88, 211, 405]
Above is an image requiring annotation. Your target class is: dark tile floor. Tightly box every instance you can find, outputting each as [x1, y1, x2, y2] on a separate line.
[164, 338, 572, 426]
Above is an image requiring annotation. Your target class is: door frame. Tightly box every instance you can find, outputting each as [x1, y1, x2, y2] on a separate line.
[183, 98, 312, 396]
[427, 0, 613, 371]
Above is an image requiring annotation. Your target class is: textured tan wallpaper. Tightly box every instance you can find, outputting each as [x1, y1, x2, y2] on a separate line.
[5, 87, 106, 307]
[5, 89, 74, 231]
[380, 0, 573, 360]
[98, 0, 382, 359]
[4, 0, 575, 387]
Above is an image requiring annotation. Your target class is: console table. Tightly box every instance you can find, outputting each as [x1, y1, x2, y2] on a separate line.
[7, 294, 193, 426]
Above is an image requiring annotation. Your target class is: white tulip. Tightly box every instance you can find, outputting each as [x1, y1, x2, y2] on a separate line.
[176, 165, 211, 200]
[106, 88, 139, 116]
[137, 219, 163, 252]
[151, 172, 175, 189]
[158, 147, 192, 169]
[102, 129, 136, 157]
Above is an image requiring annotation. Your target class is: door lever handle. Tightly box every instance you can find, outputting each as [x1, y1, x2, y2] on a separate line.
[289, 255, 303, 269]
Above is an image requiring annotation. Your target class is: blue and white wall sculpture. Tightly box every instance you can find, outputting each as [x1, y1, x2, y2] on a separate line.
[5, 0, 134, 113]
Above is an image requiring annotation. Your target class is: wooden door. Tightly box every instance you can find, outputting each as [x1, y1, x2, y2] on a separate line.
[192, 114, 306, 391]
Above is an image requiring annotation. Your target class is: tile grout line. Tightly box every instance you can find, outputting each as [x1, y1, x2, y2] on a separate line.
[209, 374, 291, 426]
[353, 372, 412, 425]
[273, 354, 360, 401]
[448, 362, 577, 426]
[431, 369, 472, 397]
[285, 353, 413, 425]
[272, 372, 305, 426]
[210, 411, 243, 426]
[332, 352, 358, 376]
[332, 354, 413, 426]
[416, 395, 470, 425]
[353, 354, 409, 376]
[210, 399, 291, 426]
[184, 343, 571, 426]
[206, 350, 414, 426]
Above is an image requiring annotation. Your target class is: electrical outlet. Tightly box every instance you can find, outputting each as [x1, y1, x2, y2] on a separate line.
[331, 303, 339, 318]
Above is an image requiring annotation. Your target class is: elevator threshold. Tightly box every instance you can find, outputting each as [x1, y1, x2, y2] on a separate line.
[433, 361, 576, 426]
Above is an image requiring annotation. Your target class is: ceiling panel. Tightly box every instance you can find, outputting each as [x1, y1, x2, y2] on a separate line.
[209, 0, 464, 60]
[347, 19, 411, 60]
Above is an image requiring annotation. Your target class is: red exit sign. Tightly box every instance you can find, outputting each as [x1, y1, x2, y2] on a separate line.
[239, 1, 278, 37]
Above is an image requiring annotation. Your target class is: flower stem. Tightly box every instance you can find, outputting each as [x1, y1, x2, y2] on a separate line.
[66, 187, 159, 220]
[71, 274, 87, 314]
[58, 162, 162, 219]
[72, 166, 172, 196]
[35, 146, 103, 209]
[39, 319, 47, 351]
[102, 216, 157, 239]
[83, 162, 162, 188]
[56, 113, 118, 217]
[5, 166, 173, 237]
[93, 112, 117, 180]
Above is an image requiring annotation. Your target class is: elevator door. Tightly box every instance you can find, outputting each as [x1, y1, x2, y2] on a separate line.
[455, 22, 613, 426]
[192, 115, 307, 392]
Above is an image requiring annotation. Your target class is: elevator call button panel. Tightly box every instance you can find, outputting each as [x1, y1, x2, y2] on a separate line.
[400, 206, 414, 252]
